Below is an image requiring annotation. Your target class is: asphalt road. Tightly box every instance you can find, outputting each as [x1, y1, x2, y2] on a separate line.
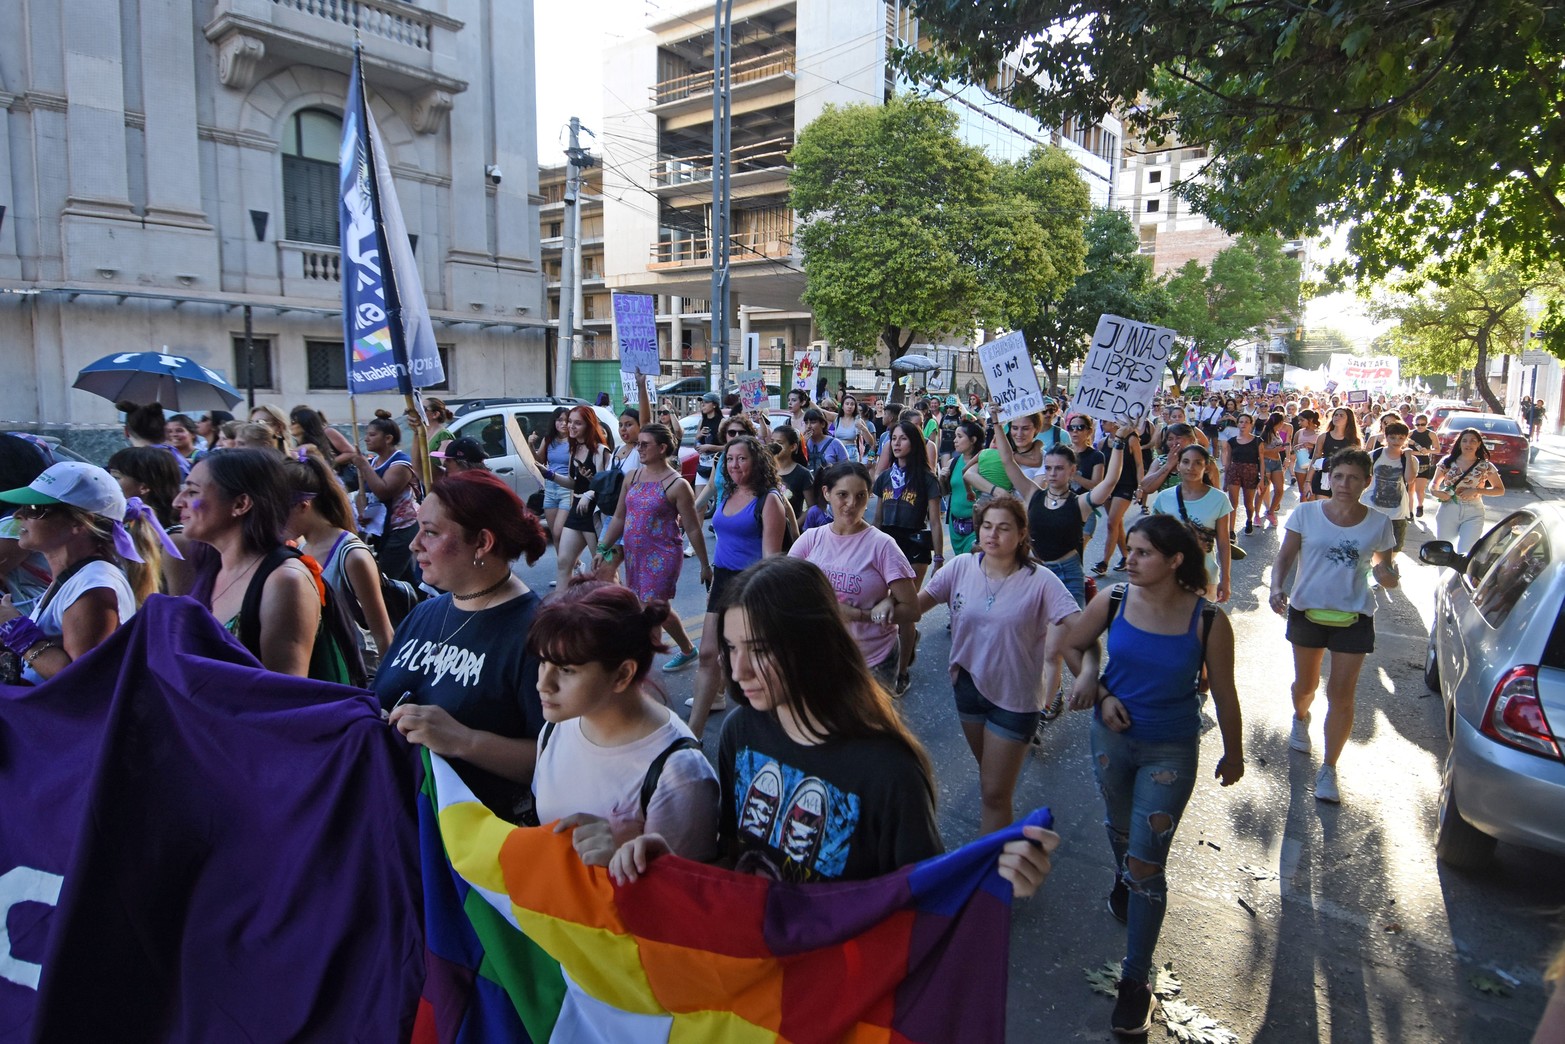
[511, 439, 1565, 1043]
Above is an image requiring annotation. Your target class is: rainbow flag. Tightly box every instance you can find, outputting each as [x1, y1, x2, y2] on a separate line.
[414, 751, 1050, 1043]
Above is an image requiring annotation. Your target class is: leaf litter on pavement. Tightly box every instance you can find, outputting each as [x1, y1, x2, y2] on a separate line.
[1086, 961, 1239, 1043]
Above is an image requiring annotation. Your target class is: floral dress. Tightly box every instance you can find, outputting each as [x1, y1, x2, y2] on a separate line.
[623, 472, 684, 602]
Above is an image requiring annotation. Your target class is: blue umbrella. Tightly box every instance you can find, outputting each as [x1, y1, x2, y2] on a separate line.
[74, 350, 243, 411]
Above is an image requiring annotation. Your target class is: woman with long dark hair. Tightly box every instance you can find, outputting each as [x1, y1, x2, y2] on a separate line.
[1150, 444, 1233, 603]
[532, 407, 573, 548]
[686, 434, 786, 741]
[290, 406, 355, 475]
[1221, 413, 1263, 535]
[1066, 514, 1243, 1037]
[608, 556, 1058, 894]
[872, 419, 943, 691]
[770, 425, 813, 520]
[1430, 427, 1505, 554]
[379, 471, 550, 820]
[349, 410, 421, 584]
[1308, 407, 1360, 498]
[1258, 411, 1291, 527]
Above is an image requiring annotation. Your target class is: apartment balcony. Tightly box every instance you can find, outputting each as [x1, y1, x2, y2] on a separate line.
[651, 137, 792, 196]
[204, 0, 467, 104]
[649, 50, 796, 120]
[648, 228, 794, 271]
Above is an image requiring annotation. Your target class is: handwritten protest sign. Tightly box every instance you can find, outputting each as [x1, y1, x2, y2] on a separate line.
[977, 332, 1045, 423]
[792, 351, 820, 394]
[737, 369, 766, 410]
[1074, 315, 1176, 422]
[619, 371, 657, 411]
[613, 293, 659, 375]
[1328, 353, 1399, 390]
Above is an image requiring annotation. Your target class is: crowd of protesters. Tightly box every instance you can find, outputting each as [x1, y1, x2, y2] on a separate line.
[0, 376, 1531, 1038]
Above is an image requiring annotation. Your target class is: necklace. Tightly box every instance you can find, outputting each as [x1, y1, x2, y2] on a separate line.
[452, 572, 512, 601]
[1044, 488, 1072, 508]
[439, 582, 511, 645]
[211, 554, 262, 606]
[979, 555, 1020, 608]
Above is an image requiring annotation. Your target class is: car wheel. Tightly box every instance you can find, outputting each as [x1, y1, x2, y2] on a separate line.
[1436, 750, 1496, 870]
[1423, 635, 1440, 693]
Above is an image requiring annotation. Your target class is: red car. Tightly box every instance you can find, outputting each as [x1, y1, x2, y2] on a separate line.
[1436, 413, 1530, 482]
[1428, 403, 1478, 431]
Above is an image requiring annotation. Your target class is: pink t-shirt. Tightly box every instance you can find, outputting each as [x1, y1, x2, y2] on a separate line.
[789, 524, 915, 667]
[922, 553, 1081, 713]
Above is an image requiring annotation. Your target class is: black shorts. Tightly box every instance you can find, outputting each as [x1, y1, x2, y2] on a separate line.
[1286, 607, 1375, 654]
[706, 566, 744, 614]
[882, 526, 933, 565]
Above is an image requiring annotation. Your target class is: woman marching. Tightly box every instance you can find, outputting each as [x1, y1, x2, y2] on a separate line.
[542, 406, 613, 591]
[1065, 514, 1244, 1037]
[871, 419, 944, 694]
[1258, 412, 1291, 528]
[1429, 427, 1505, 554]
[1270, 450, 1399, 804]
[1291, 409, 1320, 502]
[1149, 444, 1233, 604]
[941, 419, 1003, 557]
[918, 495, 1083, 832]
[532, 407, 573, 549]
[596, 422, 712, 673]
[789, 461, 917, 692]
[1093, 417, 1145, 576]
[1221, 413, 1263, 535]
[1308, 407, 1361, 499]
[829, 394, 874, 464]
[991, 404, 1131, 713]
[1407, 413, 1437, 518]
[350, 411, 422, 584]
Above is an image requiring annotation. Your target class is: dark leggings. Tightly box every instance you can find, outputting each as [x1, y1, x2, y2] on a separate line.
[372, 525, 417, 585]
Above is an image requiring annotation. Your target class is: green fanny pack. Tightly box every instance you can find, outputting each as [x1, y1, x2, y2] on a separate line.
[1304, 608, 1359, 628]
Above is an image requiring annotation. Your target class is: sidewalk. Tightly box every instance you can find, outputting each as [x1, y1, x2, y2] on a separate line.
[1525, 428, 1565, 493]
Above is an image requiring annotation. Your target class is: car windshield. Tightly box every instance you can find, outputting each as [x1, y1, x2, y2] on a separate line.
[1463, 417, 1522, 435]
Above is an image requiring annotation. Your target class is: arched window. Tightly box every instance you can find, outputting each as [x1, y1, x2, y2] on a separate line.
[282, 108, 342, 245]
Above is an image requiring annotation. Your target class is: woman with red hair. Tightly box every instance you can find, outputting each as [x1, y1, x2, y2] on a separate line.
[378, 470, 550, 820]
[542, 406, 612, 591]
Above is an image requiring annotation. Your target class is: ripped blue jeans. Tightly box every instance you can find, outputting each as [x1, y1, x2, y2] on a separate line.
[1090, 718, 1200, 984]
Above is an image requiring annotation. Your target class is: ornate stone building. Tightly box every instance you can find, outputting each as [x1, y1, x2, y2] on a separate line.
[0, 0, 547, 447]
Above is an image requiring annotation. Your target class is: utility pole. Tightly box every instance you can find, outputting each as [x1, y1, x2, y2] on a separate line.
[555, 117, 595, 398]
[710, 0, 734, 395]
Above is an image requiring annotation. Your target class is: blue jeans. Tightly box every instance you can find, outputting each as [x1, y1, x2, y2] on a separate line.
[1043, 552, 1086, 609]
[1090, 719, 1200, 984]
[1435, 498, 1486, 555]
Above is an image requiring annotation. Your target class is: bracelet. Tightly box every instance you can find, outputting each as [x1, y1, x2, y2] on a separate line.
[22, 640, 57, 667]
[932, 554, 945, 563]
[0, 616, 47, 656]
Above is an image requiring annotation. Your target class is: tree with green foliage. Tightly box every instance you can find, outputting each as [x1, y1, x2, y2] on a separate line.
[1373, 261, 1565, 412]
[789, 96, 1088, 371]
[1158, 235, 1302, 386]
[896, 0, 1565, 283]
[1020, 206, 1161, 388]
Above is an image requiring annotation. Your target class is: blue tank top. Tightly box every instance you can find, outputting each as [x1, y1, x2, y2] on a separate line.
[545, 438, 571, 472]
[1099, 590, 1206, 740]
[712, 491, 766, 570]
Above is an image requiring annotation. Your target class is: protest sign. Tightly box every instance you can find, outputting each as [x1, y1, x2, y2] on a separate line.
[619, 371, 658, 411]
[1324, 379, 1339, 395]
[737, 369, 766, 410]
[1074, 315, 1175, 422]
[1328, 353, 1399, 391]
[977, 332, 1046, 423]
[1266, 381, 1281, 396]
[792, 350, 820, 393]
[613, 293, 659, 375]
[1248, 377, 1265, 392]
[1346, 389, 1369, 404]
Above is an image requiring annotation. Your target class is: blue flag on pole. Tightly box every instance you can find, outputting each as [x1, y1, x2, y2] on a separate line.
[340, 45, 444, 395]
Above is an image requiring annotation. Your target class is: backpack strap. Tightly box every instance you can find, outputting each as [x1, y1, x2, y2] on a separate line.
[237, 546, 306, 659]
[538, 720, 556, 755]
[639, 736, 702, 818]
[1106, 582, 1129, 641]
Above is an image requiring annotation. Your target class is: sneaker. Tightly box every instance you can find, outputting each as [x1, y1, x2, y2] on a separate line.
[1114, 557, 1128, 572]
[1289, 714, 1311, 753]
[1315, 764, 1341, 803]
[1093, 559, 1109, 576]
[1040, 689, 1065, 722]
[1107, 878, 1128, 924]
[1416, 504, 1424, 518]
[1245, 519, 1254, 535]
[895, 673, 911, 697]
[1030, 719, 1046, 748]
[683, 544, 696, 558]
[684, 694, 728, 712]
[662, 645, 698, 672]
[1110, 978, 1154, 1036]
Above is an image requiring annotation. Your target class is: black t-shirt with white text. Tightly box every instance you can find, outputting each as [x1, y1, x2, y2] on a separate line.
[374, 591, 543, 817]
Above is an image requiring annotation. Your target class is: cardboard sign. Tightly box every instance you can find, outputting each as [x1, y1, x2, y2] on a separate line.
[619, 371, 658, 412]
[976, 331, 1045, 423]
[737, 369, 767, 410]
[1266, 381, 1281, 396]
[613, 293, 660, 376]
[501, 412, 547, 493]
[1074, 315, 1175, 423]
[1346, 389, 1370, 404]
[1324, 379, 1339, 395]
[1329, 353, 1399, 390]
[792, 351, 820, 394]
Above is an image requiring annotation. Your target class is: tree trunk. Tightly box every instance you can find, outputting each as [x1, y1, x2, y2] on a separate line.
[1473, 324, 1505, 413]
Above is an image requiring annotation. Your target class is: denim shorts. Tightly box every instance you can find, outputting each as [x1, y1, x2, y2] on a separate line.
[1042, 552, 1086, 609]
[1285, 607, 1375, 654]
[952, 666, 1040, 743]
[1264, 458, 1284, 474]
[542, 482, 570, 511]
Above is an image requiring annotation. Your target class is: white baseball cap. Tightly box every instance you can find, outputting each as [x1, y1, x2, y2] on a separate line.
[0, 461, 128, 522]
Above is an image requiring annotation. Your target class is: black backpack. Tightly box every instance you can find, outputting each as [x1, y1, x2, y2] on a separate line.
[238, 546, 369, 689]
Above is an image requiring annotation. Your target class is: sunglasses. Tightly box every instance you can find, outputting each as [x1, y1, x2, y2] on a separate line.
[11, 504, 57, 520]
[1067, 425, 1089, 432]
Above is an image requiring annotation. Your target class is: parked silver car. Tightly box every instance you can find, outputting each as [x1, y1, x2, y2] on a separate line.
[1421, 505, 1565, 868]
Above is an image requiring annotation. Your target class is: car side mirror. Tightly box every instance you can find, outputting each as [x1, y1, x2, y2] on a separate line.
[1419, 540, 1465, 569]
